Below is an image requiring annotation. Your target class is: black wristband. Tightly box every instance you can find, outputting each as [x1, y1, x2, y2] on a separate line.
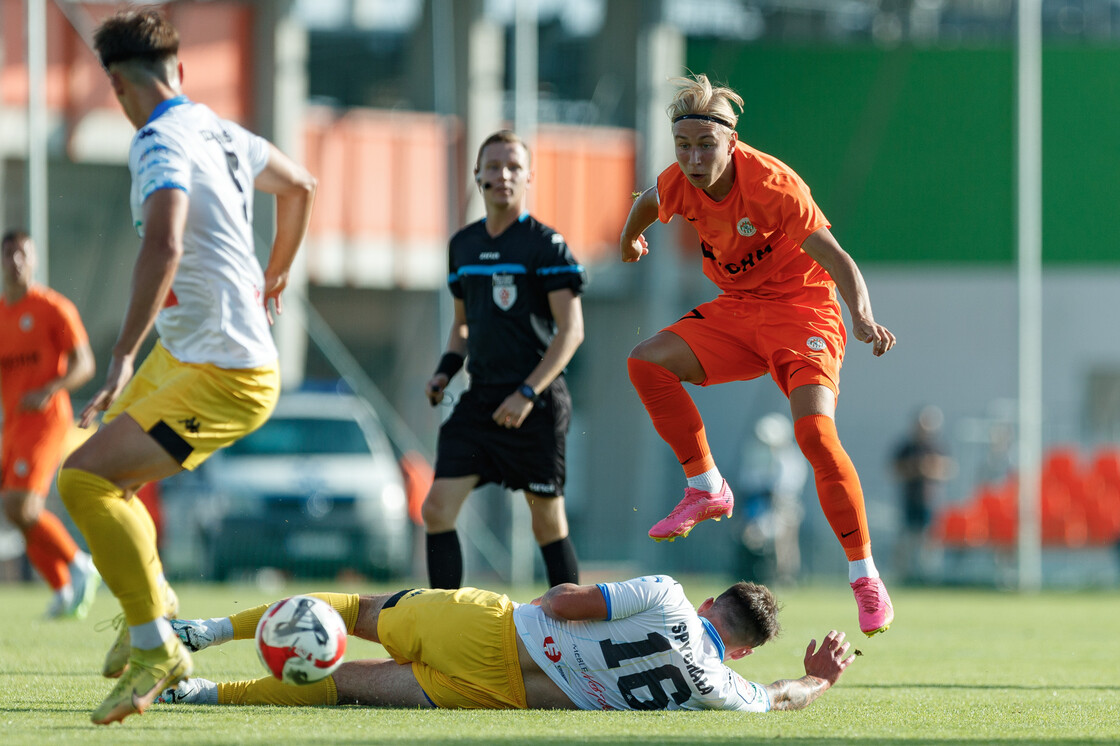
[518, 383, 539, 403]
[434, 352, 464, 380]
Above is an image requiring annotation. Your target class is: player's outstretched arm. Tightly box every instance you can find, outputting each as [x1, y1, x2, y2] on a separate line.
[533, 583, 608, 621]
[255, 143, 317, 323]
[81, 188, 187, 426]
[800, 227, 895, 357]
[619, 186, 658, 262]
[764, 630, 855, 711]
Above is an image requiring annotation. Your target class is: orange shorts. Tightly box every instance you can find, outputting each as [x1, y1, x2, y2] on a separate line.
[1, 414, 70, 494]
[663, 285, 846, 398]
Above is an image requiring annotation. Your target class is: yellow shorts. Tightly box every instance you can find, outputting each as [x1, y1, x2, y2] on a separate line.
[377, 587, 527, 709]
[103, 341, 280, 470]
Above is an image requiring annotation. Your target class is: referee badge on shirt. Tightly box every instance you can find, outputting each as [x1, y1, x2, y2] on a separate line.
[492, 273, 517, 311]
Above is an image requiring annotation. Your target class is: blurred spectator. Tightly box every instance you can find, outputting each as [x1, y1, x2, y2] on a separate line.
[736, 413, 808, 585]
[891, 406, 956, 584]
[977, 421, 1015, 487]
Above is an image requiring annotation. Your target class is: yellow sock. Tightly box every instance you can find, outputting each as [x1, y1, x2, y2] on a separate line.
[218, 675, 338, 706]
[57, 468, 163, 625]
[125, 493, 168, 581]
[231, 592, 361, 640]
[126, 491, 159, 549]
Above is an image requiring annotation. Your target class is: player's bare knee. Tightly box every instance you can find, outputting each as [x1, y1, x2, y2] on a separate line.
[628, 337, 661, 364]
[60, 447, 94, 474]
[352, 594, 392, 641]
[420, 496, 457, 532]
[527, 497, 568, 543]
[1, 491, 40, 528]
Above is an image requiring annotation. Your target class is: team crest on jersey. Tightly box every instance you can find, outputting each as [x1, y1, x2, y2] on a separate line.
[806, 336, 827, 351]
[19, 313, 33, 332]
[492, 273, 517, 311]
[736, 217, 757, 237]
[14, 459, 29, 478]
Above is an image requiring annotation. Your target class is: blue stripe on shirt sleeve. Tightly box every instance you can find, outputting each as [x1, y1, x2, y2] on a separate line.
[596, 583, 611, 620]
[142, 182, 189, 202]
[537, 264, 585, 276]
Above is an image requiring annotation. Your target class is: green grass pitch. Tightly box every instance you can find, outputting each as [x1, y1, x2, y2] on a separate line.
[0, 578, 1117, 745]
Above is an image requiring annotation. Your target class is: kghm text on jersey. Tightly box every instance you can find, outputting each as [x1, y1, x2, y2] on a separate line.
[700, 240, 773, 275]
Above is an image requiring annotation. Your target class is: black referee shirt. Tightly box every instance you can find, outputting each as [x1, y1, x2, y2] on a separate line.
[448, 212, 586, 386]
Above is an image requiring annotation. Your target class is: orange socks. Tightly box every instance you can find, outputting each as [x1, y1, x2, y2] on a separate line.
[627, 357, 715, 478]
[23, 510, 79, 590]
[794, 414, 871, 561]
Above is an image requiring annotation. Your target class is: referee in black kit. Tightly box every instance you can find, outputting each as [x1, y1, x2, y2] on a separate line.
[423, 130, 586, 590]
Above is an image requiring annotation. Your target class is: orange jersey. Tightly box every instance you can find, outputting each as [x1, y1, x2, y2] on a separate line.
[657, 141, 831, 298]
[0, 285, 88, 425]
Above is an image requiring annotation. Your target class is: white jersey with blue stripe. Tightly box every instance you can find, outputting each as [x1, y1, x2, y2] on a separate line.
[128, 96, 275, 368]
[512, 575, 771, 711]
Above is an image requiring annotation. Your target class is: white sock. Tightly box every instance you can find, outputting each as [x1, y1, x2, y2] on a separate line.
[207, 617, 235, 645]
[69, 550, 92, 571]
[849, 557, 879, 582]
[131, 616, 174, 649]
[189, 678, 219, 705]
[194, 679, 219, 705]
[686, 467, 724, 494]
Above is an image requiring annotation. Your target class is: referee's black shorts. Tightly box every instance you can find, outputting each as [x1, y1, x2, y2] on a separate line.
[434, 377, 571, 496]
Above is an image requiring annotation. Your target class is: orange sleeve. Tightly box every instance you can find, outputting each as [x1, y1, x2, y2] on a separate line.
[655, 164, 686, 225]
[752, 172, 829, 245]
[49, 293, 88, 354]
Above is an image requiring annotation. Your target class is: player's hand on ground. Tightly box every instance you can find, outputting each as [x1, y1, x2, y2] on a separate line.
[492, 392, 533, 429]
[852, 316, 895, 357]
[803, 630, 855, 686]
[621, 234, 648, 263]
[79, 355, 134, 428]
[426, 375, 449, 407]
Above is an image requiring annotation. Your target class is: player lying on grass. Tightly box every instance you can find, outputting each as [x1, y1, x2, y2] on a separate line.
[157, 575, 854, 712]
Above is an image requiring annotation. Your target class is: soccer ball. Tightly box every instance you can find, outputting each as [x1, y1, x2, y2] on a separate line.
[255, 595, 347, 685]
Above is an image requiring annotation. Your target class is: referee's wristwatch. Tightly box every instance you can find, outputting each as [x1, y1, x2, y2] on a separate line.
[517, 382, 540, 404]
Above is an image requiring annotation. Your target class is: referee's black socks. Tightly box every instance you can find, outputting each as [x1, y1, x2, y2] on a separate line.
[425, 530, 463, 589]
[541, 536, 579, 587]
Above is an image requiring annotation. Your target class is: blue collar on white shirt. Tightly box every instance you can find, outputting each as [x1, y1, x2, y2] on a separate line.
[699, 616, 726, 660]
[147, 95, 190, 125]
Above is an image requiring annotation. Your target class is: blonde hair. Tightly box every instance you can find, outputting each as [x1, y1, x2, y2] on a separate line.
[666, 73, 743, 130]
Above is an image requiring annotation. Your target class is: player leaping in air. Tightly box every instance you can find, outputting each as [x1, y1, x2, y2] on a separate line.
[618, 73, 895, 637]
